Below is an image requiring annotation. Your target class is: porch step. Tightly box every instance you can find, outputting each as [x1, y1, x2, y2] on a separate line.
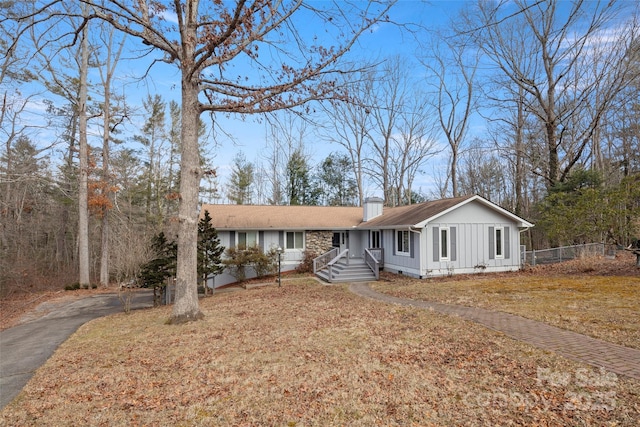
[316, 259, 377, 283]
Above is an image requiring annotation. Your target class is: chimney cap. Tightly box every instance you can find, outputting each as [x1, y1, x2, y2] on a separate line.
[364, 197, 384, 203]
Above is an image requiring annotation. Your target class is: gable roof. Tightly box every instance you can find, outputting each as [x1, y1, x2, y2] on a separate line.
[416, 195, 534, 228]
[200, 204, 363, 230]
[359, 195, 475, 228]
[361, 195, 533, 229]
[200, 195, 534, 231]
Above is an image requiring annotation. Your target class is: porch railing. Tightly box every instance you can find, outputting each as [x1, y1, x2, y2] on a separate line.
[364, 248, 380, 280]
[367, 248, 384, 267]
[325, 249, 349, 282]
[313, 247, 339, 274]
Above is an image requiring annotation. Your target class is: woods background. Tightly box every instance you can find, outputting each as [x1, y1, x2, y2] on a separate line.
[1, 0, 639, 297]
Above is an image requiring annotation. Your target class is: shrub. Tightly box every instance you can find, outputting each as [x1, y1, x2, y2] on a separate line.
[223, 246, 277, 283]
[296, 250, 317, 274]
[64, 283, 81, 291]
[254, 247, 278, 278]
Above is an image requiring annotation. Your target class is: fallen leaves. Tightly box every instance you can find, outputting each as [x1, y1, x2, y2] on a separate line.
[373, 260, 640, 349]
[1, 278, 638, 426]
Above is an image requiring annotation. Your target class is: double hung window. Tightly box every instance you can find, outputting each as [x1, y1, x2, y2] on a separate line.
[396, 230, 410, 255]
[286, 231, 304, 250]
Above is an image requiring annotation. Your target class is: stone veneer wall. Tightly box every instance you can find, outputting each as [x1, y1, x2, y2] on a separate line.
[305, 231, 334, 256]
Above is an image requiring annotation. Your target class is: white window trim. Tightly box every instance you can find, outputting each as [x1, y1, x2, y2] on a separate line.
[236, 230, 259, 248]
[397, 230, 410, 256]
[495, 227, 504, 259]
[285, 231, 305, 251]
[439, 227, 450, 261]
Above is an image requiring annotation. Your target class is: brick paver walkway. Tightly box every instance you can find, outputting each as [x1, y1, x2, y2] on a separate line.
[349, 283, 640, 381]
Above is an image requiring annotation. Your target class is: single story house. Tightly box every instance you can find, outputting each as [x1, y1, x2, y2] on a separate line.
[200, 195, 534, 287]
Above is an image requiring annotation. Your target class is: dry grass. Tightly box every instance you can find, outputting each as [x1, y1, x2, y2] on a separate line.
[2, 278, 638, 426]
[373, 259, 640, 350]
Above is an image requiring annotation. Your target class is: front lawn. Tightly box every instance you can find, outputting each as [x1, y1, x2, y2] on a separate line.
[373, 267, 640, 350]
[1, 278, 638, 426]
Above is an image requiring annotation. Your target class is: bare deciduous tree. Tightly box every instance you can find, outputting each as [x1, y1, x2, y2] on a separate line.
[388, 95, 438, 206]
[321, 73, 374, 207]
[366, 57, 407, 205]
[76, 3, 91, 286]
[74, 0, 396, 323]
[422, 34, 478, 198]
[468, 0, 637, 189]
[94, 21, 127, 287]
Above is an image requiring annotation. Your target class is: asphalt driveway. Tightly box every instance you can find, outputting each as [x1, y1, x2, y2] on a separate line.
[0, 290, 153, 410]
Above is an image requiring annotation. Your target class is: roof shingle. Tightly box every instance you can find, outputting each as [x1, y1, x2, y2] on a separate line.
[359, 195, 475, 228]
[200, 204, 363, 230]
[200, 195, 532, 230]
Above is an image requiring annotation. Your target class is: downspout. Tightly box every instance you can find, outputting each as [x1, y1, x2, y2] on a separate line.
[408, 226, 422, 235]
[408, 226, 423, 277]
[519, 225, 533, 267]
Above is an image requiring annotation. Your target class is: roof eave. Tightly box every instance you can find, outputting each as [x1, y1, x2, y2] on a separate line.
[412, 195, 534, 228]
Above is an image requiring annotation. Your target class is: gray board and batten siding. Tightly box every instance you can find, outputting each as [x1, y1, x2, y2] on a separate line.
[378, 199, 527, 278]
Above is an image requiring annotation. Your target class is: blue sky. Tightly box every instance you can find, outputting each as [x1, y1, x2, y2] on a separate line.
[20, 1, 472, 200]
[11, 0, 636, 206]
[126, 1, 467, 200]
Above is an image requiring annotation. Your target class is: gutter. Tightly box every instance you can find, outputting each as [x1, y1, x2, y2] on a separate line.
[408, 225, 422, 235]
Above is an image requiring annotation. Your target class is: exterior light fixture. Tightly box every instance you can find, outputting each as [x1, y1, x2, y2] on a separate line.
[276, 247, 282, 287]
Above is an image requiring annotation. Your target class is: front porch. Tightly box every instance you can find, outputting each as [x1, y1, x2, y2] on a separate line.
[313, 248, 384, 283]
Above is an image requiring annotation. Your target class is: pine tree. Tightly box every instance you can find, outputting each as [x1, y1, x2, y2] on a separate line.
[227, 152, 254, 205]
[197, 210, 225, 295]
[139, 232, 177, 306]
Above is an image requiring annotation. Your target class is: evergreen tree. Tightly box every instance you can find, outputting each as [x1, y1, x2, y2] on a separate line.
[286, 148, 320, 205]
[318, 153, 358, 206]
[197, 210, 225, 295]
[537, 170, 607, 245]
[227, 152, 254, 204]
[139, 232, 177, 306]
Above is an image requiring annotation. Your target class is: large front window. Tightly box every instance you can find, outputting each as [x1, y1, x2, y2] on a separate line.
[238, 231, 258, 248]
[397, 230, 410, 255]
[286, 231, 304, 250]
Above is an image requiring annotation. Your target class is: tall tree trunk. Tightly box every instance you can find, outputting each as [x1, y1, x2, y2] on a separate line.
[170, 15, 203, 322]
[451, 147, 458, 197]
[515, 85, 525, 217]
[56, 115, 77, 267]
[99, 48, 113, 287]
[99, 87, 111, 287]
[77, 12, 90, 287]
